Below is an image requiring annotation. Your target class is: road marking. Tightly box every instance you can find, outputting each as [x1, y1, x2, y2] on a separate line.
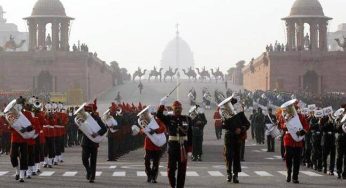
[160, 171, 167, 176]
[0, 171, 9, 176]
[261, 149, 267, 152]
[186, 171, 199, 176]
[63, 171, 77, 176]
[137, 171, 146, 176]
[277, 171, 287, 176]
[254, 171, 273, 176]
[238, 172, 249, 177]
[208, 171, 224, 176]
[39, 171, 55, 176]
[109, 165, 117, 169]
[301, 171, 323, 177]
[265, 158, 275, 160]
[252, 150, 261, 152]
[274, 156, 282, 159]
[96, 171, 102, 176]
[112, 171, 126, 176]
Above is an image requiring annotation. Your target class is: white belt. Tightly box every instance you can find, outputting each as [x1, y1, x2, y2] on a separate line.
[327, 132, 332, 135]
[43, 125, 54, 129]
[169, 136, 187, 141]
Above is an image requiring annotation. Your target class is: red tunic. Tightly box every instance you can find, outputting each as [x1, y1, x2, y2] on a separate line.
[44, 115, 56, 138]
[283, 113, 309, 148]
[36, 112, 46, 144]
[213, 111, 222, 128]
[143, 118, 166, 151]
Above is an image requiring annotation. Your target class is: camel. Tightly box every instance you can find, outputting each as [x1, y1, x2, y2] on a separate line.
[148, 67, 163, 82]
[335, 37, 346, 51]
[164, 67, 178, 82]
[211, 67, 224, 82]
[196, 67, 211, 81]
[3, 39, 26, 51]
[132, 68, 147, 81]
[182, 67, 197, 81]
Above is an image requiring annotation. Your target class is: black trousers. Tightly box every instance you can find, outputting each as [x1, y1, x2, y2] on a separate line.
[322, 144, 336, 172]
[267, 135, 275, 152]
[167, 142, 187, 188]
[82, 146, 98, 180]
[280, 136, 285, 159]
[336, 140, 346, 176]
[224, 134, 241, 175]
[1, 133, 10, 153]
[285, 147, 302, 180]
[240, 139, 245, 160]
[34, 138, 41, 163]
[54, 136, 61, 156]
[44, 137, 55, 158]
[145, 150, 161, 181]
[192, 134, 203, 157]
[27, 144, 35, 166]
[215, 127, 222, 139]
[304, 134, 312, 165]
[10, 142, 28, 170]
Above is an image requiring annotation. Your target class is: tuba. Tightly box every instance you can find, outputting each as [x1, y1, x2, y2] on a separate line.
[74, 103, 105, 143]
[280, 99, 304, 142]
[3, 99, 37, 139]
[340, 111, 346, 133]
[132, 105, 166, 147]
[102, 109, 118, 133]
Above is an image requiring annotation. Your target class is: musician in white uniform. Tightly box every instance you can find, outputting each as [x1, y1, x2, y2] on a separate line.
[264, 108, 277, 152]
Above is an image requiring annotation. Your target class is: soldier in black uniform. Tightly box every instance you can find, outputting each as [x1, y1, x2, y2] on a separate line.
[189, 105, 207, 161]
[264, 108, 277, 152]
[336, 106, 346, 179]
[157, 97, 192, 188]
[321, 115, 336, 175]
[254, 108, 265, 144]
[249, 109, 256, 140]
[310, 114, 322, 171]
[219, 97, 250, 184]
[303, 112, 313, 168]
[79, 104, 107, 183]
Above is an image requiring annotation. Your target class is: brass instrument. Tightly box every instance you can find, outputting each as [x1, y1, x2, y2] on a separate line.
[74, 103, 105, 143]
[3, 99, 37, 139]
[132, 105, 166, 147]
[217, 94, 236, 121]
[280, 99, 304, 142]
[102, 109, 118, 133]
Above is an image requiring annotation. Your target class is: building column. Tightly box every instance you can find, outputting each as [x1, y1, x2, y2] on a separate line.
[28, 21, 37, 51]
[296, 21, 304, 51]
[60, 21, 70, 51]
[51, 21, 60, 51]
[310, 22, 318, 50]
[286, 21, 295, 51]
[319, 22, 328, 51]
[37, 22, 46, 49]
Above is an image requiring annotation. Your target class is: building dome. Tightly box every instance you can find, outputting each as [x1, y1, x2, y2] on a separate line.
[32, 0, 66, 16]
[290, 0, 324, 16]
[161, 36, 195, 70]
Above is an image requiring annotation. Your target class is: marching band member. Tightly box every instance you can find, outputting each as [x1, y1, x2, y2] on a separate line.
[219, 95, 249, 184]
[7, 98, 29, 182]
[213, 107, 222, 140]
[336, 105, 346, 179]
[265, 108, 277, 152]
[134, 105, 166, 183]
[310, 110, 322, 171]
[156, 97, 192, 188]
[78, 102, 107, 183]
[321, 114, 336, 175]
[280, 99, 309, 184]
[189, 105, 207, 161]
[43, 103, 56, 168]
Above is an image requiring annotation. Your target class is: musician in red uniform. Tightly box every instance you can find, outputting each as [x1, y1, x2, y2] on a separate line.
[281, 100, 309, 184]
[43, 104, 56, 168]
[213, 107, 222, 140]
[137, 106, 166, 183]
[36, 109, 46, 173]
[8, 99, 30, 182]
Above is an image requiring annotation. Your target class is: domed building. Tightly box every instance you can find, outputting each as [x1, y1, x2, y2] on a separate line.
[243, 0, 346, 94]
[161, 30, 195, 71]
[0, 0, 115, 104]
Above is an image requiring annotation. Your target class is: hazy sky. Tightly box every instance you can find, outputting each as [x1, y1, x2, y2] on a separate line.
[0, 0, 345, 73]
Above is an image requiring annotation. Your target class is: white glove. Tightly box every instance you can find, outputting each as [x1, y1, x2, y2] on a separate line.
[160, 96, 168, 106]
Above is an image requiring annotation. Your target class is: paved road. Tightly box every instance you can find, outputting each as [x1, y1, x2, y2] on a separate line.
[0, 80, 344, 187]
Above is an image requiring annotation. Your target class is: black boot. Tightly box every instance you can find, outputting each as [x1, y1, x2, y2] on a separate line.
[292, 179, 299, 184]
[337, 173, 341, 179]
[286, 172, 291, 182]
[233, 173, 239, 184]
[147, 175, 152, 183]
[227, 174, 232, 182]
[15, 174, 19, 180]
